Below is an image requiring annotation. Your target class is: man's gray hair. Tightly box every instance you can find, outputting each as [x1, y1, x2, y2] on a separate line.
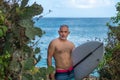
[60, 24, 69, 29]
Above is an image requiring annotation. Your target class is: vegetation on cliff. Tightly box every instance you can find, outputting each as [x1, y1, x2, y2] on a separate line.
[0, 0, 54, 80]
[99, 2, 120, 80]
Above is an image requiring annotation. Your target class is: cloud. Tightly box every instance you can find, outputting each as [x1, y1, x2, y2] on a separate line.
[55, 0, 114, 9]
[33, 0, 115, 9]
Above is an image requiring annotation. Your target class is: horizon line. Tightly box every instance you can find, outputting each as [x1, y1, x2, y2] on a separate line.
[34, 16, 112, 18]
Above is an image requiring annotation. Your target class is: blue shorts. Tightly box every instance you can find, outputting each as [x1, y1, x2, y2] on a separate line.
[55, 67, 75, 80]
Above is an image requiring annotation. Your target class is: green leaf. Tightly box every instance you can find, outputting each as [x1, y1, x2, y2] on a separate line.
[24, 58, 34, 70]
[20, 3, 43, 19]
[33, 74, 43, 80]
[9, 60, 21, 73]
[4, 51, 11, 58]
[23, 45, 32, 53]
[22, 73, 33, 80]
[0, 25, 8, 37]
[46, 66, 55, 74]
[38, 67, 47, 79]
[37, 55, 41, 62]
[2, 26, 8, 33]
[26, 27, 43, 39]
[0, 29, 4, 37]
[34, 47, 40, 54]
[21, 0, 29, 8]
[19, 19, 43, 39]
[0, 14, 5, 24]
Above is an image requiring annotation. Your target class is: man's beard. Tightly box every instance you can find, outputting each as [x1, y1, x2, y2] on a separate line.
[60, 36, 67, 40]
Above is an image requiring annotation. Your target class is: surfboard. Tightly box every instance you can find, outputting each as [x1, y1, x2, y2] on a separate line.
[72, 41, 104, 80]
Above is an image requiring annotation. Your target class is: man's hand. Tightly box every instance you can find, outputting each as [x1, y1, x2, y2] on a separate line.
[49, 73, 55, 80]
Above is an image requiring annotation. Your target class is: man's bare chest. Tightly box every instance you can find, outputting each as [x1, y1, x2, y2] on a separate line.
[55, 44, 72, 53]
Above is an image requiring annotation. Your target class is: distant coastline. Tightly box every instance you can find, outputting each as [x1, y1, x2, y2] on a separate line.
[33, 17, 111, 19]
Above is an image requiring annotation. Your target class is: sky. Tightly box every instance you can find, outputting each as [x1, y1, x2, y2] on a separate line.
[29, 0, 120, 18]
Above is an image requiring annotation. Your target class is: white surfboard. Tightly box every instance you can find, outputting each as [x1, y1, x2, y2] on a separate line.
[72, 41, 104, 80]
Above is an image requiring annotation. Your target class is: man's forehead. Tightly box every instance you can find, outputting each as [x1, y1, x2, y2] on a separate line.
[60, 28, 69, 31]
[60, 26, 68, 30]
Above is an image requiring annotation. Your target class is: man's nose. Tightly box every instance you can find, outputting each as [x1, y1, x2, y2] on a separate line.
[62, 32, 65, 35]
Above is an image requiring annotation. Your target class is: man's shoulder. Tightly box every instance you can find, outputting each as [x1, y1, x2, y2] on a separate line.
[68, 40, 74, 44]
[67, 40, 75, 47]
[50, 38, 58, 44]
[52, 38, 58, 42]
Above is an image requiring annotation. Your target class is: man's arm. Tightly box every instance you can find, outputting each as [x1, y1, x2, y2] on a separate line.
[47, 41, 55, 80]
[71, 42, 75, 52]
[47, 41, 55, 66]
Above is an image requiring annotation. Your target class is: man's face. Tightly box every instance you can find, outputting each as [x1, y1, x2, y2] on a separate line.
[58, 26, 70, 40]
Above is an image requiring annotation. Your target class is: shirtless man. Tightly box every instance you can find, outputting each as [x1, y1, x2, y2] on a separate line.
[47, 25, 75, 80]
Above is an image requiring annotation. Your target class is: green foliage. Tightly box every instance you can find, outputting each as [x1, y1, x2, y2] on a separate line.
[34, 47, 40, 54]
[24, 58, 34, 70]
[0, 51, 11, 79]
[0, 29, 4, 37]
[20, 0, 29, 8]
[19, 3, 43, 20]
[19, 19, 43, 39]
[9, 60, 22, 74]
[0, 10, 5, 25]
[0, 0, 51, 80]
[22, 73, 33, 80]
[47, 66, 55, 74]
[111, 2, 120, 24]
[99, 1, 120, 80]
[0, 25, 8, 37]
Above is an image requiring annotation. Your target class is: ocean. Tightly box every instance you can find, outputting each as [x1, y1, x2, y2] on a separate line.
[33, 17, 110, 77]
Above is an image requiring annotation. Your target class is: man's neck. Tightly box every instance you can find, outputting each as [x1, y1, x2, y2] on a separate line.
[59, 37, 67, 41]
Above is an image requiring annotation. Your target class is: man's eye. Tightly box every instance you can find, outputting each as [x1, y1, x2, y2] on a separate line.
[60, 31, 67, 33]
[65, 31, 67, 33]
